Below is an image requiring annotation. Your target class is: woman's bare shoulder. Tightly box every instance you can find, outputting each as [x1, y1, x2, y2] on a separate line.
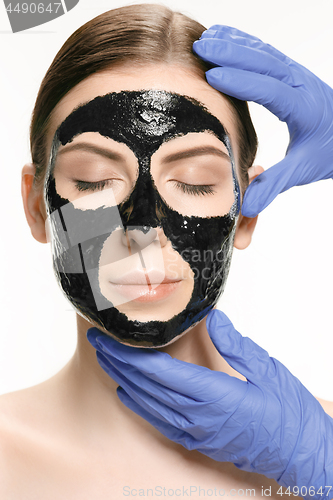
[0, 387, 31, 437]
[0, 387, 37, 495]
[0, 383, 47, 430]
[0, 385, 46, 455]
[0, 383, 76, 498]
[0, 378, 64, 454]
[0, 382, 61, 464]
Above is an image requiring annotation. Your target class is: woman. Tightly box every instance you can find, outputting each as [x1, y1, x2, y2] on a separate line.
[1, 4, 332, 498]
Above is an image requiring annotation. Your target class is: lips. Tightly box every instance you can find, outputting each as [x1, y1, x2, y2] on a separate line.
[109, 269, 183, 302]
[110, 269, 179, 286]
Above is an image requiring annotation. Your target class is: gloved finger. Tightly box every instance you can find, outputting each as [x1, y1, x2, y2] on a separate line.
[241, 151, 320, 217]
[89, 327, 171, 378]
[193, 38, 295, 85]
[200, 25, 262, 43]
[95, 335, 242, 403]
[117, 387, 197, 450]
[87, 327, 104, 349]
[93, 330, 166, 374]
[204, 66, 301, 122]
[97, 351, 192, 428]
[119, 378, 264, 464]
[206, 309, 278, 383]
[100, 347, 248, 419]
[99, 349, 206, 408]
[241, 158, 296, 217]
[199, 25, 290, 64]
[117, 386, 256, 458]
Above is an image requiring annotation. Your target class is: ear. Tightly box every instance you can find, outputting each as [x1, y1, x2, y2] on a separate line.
[21, 163, 48, 244]
[234, 165, 264, 250]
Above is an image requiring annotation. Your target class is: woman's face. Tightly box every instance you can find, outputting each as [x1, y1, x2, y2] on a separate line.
[43, 64, 243, 347]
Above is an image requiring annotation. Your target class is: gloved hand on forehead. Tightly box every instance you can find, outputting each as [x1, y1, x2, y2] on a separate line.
[193, 26, 333, 218]
[87, 309, 333, 499]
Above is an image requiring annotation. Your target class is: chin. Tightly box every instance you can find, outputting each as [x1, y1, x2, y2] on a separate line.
[96, 319, 200, 349]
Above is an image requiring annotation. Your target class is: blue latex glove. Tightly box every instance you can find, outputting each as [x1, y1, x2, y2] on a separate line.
[87, 309, 333, 499]
[193, 26, 333, 218]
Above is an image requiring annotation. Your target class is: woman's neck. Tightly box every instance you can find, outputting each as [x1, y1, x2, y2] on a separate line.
[53, 313, 244, 449]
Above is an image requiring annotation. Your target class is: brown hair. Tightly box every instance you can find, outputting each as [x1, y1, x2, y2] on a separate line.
[30, 3, 257, 191]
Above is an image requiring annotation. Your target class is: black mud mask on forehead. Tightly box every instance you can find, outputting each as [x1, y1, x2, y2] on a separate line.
[45, 90, 240, 347]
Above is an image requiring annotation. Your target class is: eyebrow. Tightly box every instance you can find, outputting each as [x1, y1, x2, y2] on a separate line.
[161, 146, 230, 164]
[56, 142, 125, 162]
[56, 142, 231, 164]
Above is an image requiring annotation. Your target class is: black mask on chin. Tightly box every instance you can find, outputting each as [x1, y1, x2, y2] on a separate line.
[45, 90, 240, 347]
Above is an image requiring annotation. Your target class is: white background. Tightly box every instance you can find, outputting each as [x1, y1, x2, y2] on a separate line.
[0, 0, 332, 399]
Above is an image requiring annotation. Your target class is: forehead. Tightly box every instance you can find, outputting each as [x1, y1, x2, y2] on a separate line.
[47, 64, 240, 163]
[55, 90, 231, 160]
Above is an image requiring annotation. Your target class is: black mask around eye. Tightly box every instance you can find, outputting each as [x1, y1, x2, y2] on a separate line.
[45, 90, 240, 347]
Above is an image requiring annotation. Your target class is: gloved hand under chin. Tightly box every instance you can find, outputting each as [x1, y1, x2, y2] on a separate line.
[87, 309, 333, 499]
[192, 26, 333, 218]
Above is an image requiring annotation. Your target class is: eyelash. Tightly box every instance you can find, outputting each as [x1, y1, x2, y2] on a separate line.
[75, 179, 114, 192]
[174, 181, 215, 196]
[74, 179, 215, 197]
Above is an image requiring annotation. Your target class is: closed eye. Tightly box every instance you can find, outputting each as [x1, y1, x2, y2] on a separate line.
[75, 179, 215, 197]
[74, 179, 116, 192]
[174, 181, 215, 196]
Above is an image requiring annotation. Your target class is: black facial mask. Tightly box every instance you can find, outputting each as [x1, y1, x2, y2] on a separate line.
[45, 90, 240, 347]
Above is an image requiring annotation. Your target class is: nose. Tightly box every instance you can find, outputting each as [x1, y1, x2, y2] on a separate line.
[122, 226, 160, 251]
